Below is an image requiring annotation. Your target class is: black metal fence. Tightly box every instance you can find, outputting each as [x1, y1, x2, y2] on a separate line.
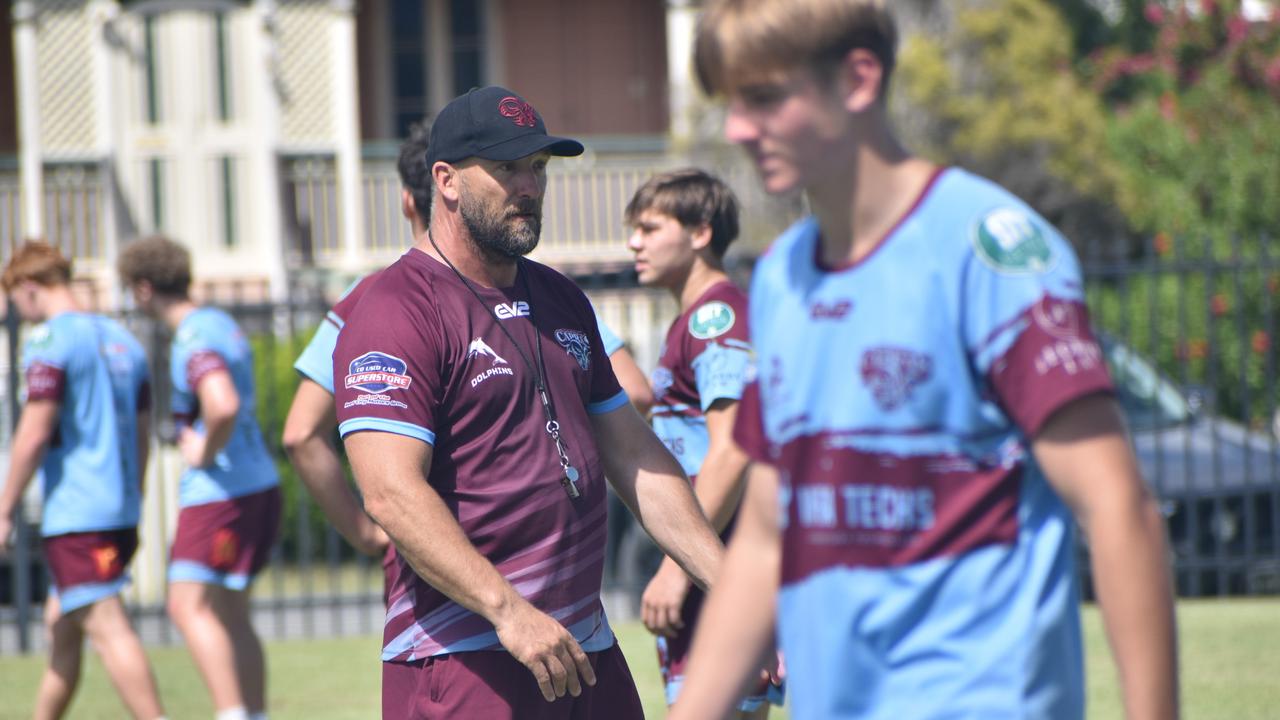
[1079, 234, 1280, 598]
[3, 240, 1280, 655]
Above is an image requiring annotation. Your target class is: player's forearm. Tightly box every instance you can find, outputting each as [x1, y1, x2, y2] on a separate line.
[691, 444, 750, 534]
[669, 506, 779, 720]
[197, 412, 236, 464]
[626, 461, 723, 591]
[1086, 491, 1180, 720]
[289, 434, 384, 555]
[362, 469, 525, 624]
[1, 417, 52, 518]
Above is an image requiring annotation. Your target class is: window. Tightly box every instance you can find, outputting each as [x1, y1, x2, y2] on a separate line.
[214, 12, 232, 122]
[391, 0, 428, 139]
[450, 0, 484, 95]
[219, 156, 237, 248]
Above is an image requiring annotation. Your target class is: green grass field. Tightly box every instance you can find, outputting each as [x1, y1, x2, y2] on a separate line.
[1, 600, 1276, 719]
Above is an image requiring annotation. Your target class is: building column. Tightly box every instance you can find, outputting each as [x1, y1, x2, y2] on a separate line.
[332, 0, 363, 270]
[427, 0, 452, 112]
[250, 0, 288, 300]
[666, 0, 701, 148]
[13, 0, 43, 237]
[90, 0, 120, 306]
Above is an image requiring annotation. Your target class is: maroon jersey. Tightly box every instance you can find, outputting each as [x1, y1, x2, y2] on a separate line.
[334, 249, 627, 662]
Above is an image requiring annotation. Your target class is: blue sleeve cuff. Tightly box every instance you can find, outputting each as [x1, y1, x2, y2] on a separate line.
[588, 390, 630, 415]
[338, 417, 436, 445]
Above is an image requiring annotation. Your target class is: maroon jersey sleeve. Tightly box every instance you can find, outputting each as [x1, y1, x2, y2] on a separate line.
[334, 284, 447, 445]
[25, 363, 66, 403]
[732, 380, 772, 464]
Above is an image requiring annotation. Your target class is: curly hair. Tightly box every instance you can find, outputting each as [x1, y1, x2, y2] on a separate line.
[117, 235, 192, 297]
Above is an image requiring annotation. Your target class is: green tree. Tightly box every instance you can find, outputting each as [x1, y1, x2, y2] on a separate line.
[1085, 0, 1280, 425]
[894, 0, 1131, 246]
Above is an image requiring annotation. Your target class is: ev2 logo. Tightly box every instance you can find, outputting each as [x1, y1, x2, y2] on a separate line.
[495, 301, 530, 319]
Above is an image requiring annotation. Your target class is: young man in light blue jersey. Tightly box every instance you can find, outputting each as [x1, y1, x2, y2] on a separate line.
[119, 236, 279, 720]
[625, 169, 778, 718]
[0, 241, 166, 720]
[672, 2, 1179, 720]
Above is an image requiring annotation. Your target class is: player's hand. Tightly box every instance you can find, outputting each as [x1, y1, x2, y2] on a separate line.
[0, 514, 14, 554]
[178, 427, 209, 468]
[493, 599, 597, 702]
[356, 522, 391, 558]
[641, 560, 690, 638]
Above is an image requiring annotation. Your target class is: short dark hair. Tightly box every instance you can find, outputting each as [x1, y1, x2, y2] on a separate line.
[117, 235, 192, 297]
[397, 120, 432, 223]
[2, 239, 72, 291]
[625, 168, 741, 258]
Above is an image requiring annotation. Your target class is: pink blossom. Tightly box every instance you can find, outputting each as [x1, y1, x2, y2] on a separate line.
[1145, 3, 1166, 25]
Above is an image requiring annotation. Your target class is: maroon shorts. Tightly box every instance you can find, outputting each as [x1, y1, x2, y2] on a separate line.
[43, 528, 138, 613]
[656, 587, 778, 710]
[382, 642, 644, 720]
[169, 487, 281, 590]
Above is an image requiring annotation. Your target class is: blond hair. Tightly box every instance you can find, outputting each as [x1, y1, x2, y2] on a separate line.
[2, 240, 72, 291]
[694, 0, 898, 96]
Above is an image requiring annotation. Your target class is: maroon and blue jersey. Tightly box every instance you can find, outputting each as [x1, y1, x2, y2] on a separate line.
[334, 249, 628, 662]
[22, 313, 149, 537]
[294, 272, 385, 393]
[170, 307, 278, 507]
[734, 168, 1114, 719]
[650, 280, 752, 480]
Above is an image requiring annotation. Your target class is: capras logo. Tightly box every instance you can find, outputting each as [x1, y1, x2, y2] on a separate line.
[495, 301, 530, 319]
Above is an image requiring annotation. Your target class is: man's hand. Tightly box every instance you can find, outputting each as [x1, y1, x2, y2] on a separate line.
[493, 600, 597, 702]
[0, 514, 13, 553]
[641, 559, 690, 638]
[178, 427, 209, 468]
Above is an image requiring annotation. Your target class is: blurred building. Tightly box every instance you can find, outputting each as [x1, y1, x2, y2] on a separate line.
[1, 0, 775, 309]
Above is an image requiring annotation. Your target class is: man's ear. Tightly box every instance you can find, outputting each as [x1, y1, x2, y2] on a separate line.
[433, 161, 461, 204]
[838, 47, 885, 114]
[400, 189, 417, 221]
[689, 224, 714, 252]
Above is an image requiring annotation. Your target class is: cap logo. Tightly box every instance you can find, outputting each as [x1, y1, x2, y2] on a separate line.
[499, 96, 538, 128]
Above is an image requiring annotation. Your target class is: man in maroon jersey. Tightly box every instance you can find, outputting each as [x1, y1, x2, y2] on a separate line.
[334, 86, 724, 719]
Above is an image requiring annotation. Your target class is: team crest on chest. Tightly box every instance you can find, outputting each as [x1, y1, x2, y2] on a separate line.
[554, 329, 591, 371]
[860, 347, 933, 411]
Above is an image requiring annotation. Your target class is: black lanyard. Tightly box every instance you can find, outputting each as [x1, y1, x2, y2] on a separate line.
[426, 235, 581, 499]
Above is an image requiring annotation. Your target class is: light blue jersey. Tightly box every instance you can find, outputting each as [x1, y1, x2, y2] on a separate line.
[171, 307, 278, 506]
[734, 169, 1114, 720]
[22, 313, 149, 537]
[595, 313, 625, 357]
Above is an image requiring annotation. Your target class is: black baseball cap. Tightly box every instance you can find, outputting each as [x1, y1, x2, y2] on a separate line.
[425, 86, 584, 166]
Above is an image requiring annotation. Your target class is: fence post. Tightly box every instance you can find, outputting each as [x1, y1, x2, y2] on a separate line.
[6, 304, 32, 652]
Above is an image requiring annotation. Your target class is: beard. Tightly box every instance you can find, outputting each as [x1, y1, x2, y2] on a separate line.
[458, 183, 543, 260]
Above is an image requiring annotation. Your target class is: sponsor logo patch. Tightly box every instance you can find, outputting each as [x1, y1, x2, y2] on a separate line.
[689, 301, 735, 340]
[811, 299, 853, 320]
[860, 347, 933, 411]
[973, 208, 1057, 275]
[345, 351, 413, 394]
[26, 324, 52, 349]
[467, 337, 508, 365]
[494, 301, 530, 319]
[92, 545, 120, 580]
[211, 528, 239, 570]
[555, 329, 591, 371]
